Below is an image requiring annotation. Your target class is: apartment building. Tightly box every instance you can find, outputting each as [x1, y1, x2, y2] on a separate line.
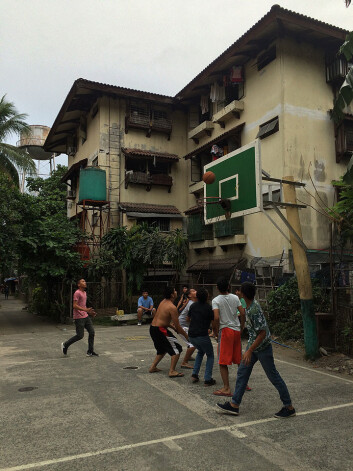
[44, 5, 350, 281]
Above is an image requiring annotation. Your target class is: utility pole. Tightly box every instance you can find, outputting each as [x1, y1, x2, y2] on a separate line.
[282, 176, 319, 359]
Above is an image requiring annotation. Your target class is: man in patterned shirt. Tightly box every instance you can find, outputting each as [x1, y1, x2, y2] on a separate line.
[216, 281, 296, 419]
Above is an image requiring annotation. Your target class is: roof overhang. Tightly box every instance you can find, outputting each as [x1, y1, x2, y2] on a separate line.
[126, 212, 182, 219]
[183, 123, 245, 159]
[44, 79, 180, 154]
[175, 5, 348, 101]
[60, 158, 88, 183]
[119, 202, 182, 216]
[122, 148, 179, 162]
[187, 257, 243, 273]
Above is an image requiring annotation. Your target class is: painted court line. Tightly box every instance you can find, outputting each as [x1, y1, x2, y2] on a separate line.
[1, 402, 353, 471]
[276, 358, 353, 384]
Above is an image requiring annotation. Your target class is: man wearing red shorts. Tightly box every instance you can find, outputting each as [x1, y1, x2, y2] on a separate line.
[212, 277, 245, 396]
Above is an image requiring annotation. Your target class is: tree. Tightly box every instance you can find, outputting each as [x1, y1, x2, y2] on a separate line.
[99, 225, 188, 294]
[0, 95, 36, 185]
[0, 173, 24, 276]
[18, 165, 84, 283]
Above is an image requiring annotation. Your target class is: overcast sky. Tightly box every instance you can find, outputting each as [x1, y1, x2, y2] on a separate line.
[1, 0, 352, 171]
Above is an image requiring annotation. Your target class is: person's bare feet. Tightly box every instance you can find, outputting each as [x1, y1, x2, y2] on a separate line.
[213, 388, 232, 396]
[169, 371, 184, 378]
[181, 363, 193, 369]
[149, 367, 162, 373]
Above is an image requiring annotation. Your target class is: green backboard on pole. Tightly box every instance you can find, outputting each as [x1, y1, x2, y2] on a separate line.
[204, 140, 262, 224]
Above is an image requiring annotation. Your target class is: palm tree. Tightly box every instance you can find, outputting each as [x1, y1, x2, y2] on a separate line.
[0, 95, 36, 186]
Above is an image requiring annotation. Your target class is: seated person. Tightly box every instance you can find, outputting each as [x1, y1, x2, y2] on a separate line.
[137, 290, 156, 326]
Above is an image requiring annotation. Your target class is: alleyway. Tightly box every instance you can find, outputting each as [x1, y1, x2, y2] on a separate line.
[0, 296, 58, 335]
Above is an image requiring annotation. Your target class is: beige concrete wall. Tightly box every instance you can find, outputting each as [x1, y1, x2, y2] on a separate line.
[185, 36, 344, 265]
[67, 95, 189, 231]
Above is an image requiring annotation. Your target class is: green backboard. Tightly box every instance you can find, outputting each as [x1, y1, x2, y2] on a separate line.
[204, 140, 262, 224]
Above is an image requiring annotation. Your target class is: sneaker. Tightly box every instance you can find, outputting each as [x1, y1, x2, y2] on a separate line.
[137, 322, 142, 326]
[204, 378, 216, 386]
[61, 342, 67, 355]
[87, 351, 99, 357]
[191, 374, 199, 383]
[216, 401, 239, 415]
[245, 384, 252, 391]
[274, 407, 296, 419]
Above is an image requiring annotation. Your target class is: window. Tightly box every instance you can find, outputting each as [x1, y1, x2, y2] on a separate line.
[257, 46, 276, 71]
[137, 218, 170, 232]
[225, 82, 244, 105]
[256, 117, 279, 139]
[149, 161, 169, 176]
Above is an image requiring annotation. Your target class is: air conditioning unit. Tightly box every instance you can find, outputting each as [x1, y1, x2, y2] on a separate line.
[67, 146, 77, 156]
[67, 190, 76, 199]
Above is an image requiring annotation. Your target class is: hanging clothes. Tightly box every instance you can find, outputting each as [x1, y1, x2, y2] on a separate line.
[230, 65, 243, 83]
[200, 95, 209, 115]
[210, 82, 225, 102]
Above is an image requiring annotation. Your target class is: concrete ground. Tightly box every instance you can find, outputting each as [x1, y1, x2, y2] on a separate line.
[1, 297, 353, 471]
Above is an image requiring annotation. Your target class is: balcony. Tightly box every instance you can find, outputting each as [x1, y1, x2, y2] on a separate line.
[212, 100, 244, 128]
[188, 121, 214, 144]
[125, 105, 172, 140]
[187, 213, 213, 242]
[124, 171, 173, 192]
[214, 217, 244, 237]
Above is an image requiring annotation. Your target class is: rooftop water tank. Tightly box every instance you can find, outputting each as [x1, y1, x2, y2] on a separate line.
[78, 167, 107, 203]
[17, 125, 54, 160]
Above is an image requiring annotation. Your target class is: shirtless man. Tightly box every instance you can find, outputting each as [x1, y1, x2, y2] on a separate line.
[149, 286, 189, 378]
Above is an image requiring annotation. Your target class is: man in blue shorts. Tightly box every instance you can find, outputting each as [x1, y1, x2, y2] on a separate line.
[137, 290, 156, 326]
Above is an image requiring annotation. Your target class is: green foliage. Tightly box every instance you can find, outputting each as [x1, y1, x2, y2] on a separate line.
[99, 225, 188, 294]
[332, 31, 353, 124]
[0, 173, 25, 275]
[267, 277, 330, 341]
[0, 95, 36, 184]
[330, 179, 353, 244]
[18, 165, 84, 282]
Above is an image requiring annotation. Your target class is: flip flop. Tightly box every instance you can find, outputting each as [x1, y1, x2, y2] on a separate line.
[213, 389, 232, 397]
[181, 364, 193, 369]
[169, 373, 184, 378]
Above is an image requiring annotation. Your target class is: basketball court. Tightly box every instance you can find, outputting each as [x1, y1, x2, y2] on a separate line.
[0, 307, 353, 471]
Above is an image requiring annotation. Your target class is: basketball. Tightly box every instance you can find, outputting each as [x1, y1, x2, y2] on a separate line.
[202, 171, 216, 184]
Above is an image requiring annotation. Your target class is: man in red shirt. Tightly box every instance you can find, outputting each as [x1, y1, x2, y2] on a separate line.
[61, 279, 98, 357]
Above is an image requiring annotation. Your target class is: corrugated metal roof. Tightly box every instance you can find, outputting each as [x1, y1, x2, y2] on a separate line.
[184, 205, 203, 215]
[119, 202, 181, 215]
[122, 148, 179, 161]
[187, 257, 241, 272]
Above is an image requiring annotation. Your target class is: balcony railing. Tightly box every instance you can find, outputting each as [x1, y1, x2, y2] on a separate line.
[125, 106, 172, 139]
[187, 214, 213, 242]
[125, 171, 173, 192]
[214, 217, 244, 238]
